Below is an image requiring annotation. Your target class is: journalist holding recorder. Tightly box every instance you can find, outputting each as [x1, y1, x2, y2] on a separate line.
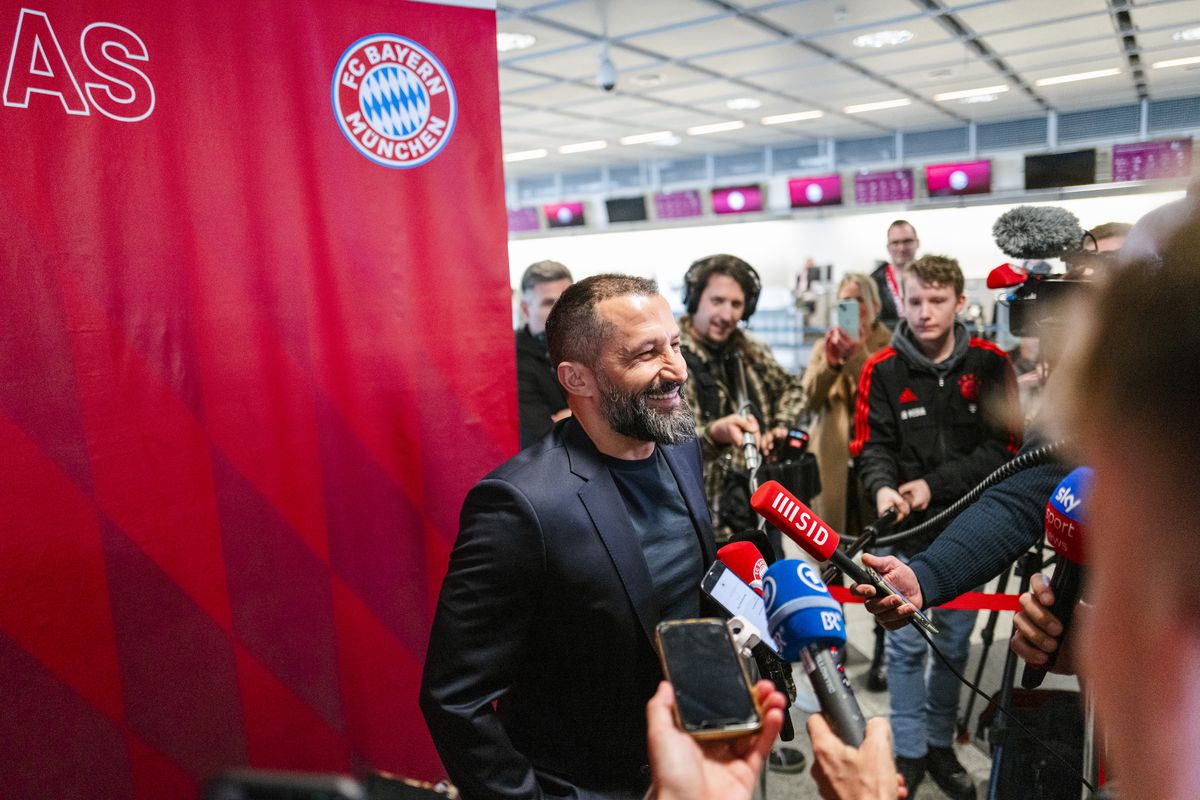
[644, 195, 1200, 800]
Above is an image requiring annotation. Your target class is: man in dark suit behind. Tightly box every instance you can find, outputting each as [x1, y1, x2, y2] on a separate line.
[421, 274, 716, 799]
[516, 260, 573, 448]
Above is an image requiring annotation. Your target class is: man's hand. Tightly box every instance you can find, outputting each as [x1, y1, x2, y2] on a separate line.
[647, 680, 786, 800]
[875, 487, 910, 521]
[897, 479, 931, 513]
[824, 327, 859, 368]
[1011, 573, 1079, 674]
[706, 414, 761, 451]
[808, 715, 907, 800]
[851, 553, 925, 630]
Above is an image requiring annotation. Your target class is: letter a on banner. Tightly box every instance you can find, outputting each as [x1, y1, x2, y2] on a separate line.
[3, 9, 89, 114]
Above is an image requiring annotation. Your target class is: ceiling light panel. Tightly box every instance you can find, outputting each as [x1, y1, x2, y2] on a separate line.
[503, 149, 548, 162]
[496, 32, 537, 53]
[852, 29, 914, 48]
[686, 120, 747, 136]
[761, 110, 824, 125]
[1035, 68, 1121, 86]
[1152, 56, 1200, 69]
[933, 85, 1009, 102]
[557, 140, 607, 154]
[620, 131, 676, 145]
[843, 98, 911, 113]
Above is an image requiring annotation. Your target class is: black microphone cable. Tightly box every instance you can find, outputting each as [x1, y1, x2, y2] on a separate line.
[913, 619, 1098, 796]
[872, 440, 1067, 549]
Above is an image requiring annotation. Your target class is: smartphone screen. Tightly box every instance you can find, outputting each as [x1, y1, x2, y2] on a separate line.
[699, 562, 780, 654]
[656, 619, 761, 736]
[835, 299, 859, 336]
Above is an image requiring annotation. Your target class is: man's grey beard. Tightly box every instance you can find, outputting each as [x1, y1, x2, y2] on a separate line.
[597, 374, 696, 445]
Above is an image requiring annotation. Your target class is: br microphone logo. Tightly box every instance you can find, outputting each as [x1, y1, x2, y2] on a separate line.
[769, 490, 832, 548]
[820, 611, 843, 632]
[332, 34, 457, 168]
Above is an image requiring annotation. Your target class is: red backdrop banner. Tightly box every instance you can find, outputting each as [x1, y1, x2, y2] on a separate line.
[0, 1, 513, 796]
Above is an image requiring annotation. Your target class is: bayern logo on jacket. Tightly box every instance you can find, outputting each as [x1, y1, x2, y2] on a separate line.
[332, 34, 457, 168]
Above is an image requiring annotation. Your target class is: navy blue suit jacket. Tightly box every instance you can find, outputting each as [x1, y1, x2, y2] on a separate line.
[420, 418, 716, 799]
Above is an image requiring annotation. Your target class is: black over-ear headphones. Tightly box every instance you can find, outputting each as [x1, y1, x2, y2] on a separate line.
[682, 254, 762, 320]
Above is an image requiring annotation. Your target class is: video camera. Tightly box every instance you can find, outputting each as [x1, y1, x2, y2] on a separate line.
[988, 206, 1111, 337]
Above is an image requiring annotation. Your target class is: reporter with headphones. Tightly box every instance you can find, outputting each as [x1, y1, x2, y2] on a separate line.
[678, 254, 807, 542]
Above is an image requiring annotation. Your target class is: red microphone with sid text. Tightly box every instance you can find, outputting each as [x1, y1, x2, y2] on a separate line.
[750, 480, 938, 636]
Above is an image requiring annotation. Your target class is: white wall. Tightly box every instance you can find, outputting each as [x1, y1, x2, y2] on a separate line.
[507, 189, 1185, 312]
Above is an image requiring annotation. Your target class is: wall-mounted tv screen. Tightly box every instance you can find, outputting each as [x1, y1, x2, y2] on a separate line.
[605, 196, 648, 223]
[1112, 138, 1193, 182]
[543, 202, 585, 228]
[654, 190, 703, 220]
[712, 185, 763, 215]
[1024, 149, 1096, 190]
[926, 160, 991, 197]
[507, 207, 540, 233]
[853, 169, 914, 205]
[788, 175, 842, 207]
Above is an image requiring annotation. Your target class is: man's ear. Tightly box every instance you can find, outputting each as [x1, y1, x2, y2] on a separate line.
[519, 298, 529, 322]
[557, 361, 594, 398]
[955, 293, 967, 315]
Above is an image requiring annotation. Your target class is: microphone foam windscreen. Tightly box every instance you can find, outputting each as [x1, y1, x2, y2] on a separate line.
[993, 205, 1084, 260]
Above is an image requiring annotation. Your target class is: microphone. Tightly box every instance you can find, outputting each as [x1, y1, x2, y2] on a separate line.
[992, 206, 1085, 261]
[1021, 467, 1091, 689]
[715, 543, 798, 741]
[717, 542, 767, 595]
[763, 559, 866, 745]
[729, 529, 777, 566]
[751, 480, 938, 635]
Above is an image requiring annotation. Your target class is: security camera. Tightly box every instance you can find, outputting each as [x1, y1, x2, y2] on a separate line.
[597, 51, 616, 92]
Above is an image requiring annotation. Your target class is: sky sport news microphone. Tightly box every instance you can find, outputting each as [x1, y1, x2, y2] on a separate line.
[1019, 467, 1089, 689]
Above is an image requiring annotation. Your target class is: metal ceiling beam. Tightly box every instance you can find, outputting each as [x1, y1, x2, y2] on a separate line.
[909, 0, 1052, 112]
[1109, 0, 1150, 101]
[700, 0, 970, 125]
[495, 2, 896, 133]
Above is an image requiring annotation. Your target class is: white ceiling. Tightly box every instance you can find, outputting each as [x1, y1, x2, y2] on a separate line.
[496, 0, 1200, 176]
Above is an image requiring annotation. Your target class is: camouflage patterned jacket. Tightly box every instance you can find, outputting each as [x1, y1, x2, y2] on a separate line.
[678, 317, 807, 541]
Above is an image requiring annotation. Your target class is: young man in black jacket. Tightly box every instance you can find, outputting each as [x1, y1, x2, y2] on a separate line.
[850, 255, 1019, 800]
[515, 260, 573, 448]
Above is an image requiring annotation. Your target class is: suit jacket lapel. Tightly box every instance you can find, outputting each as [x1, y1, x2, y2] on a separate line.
[564, 421, 660, 646]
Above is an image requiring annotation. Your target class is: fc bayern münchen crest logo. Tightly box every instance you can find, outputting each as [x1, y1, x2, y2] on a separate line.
[332, 34, 457, 168]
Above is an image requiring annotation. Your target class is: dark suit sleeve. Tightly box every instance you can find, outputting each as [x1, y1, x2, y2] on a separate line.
[420, 478, 546, 799]
[923, 353, 1021, 504]
[850, 355, 899, 500]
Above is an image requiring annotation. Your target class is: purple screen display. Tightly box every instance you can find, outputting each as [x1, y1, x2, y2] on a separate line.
[854, 169, 914, 205]
[543, 201, 586, 228]
[654, 190, 703, 219]
[788, 175, 842, 207]
[712, 185, 763, 215]
[507, 207, 540, 233]
[925, 160, 991, 197]
[1112, 139, 1194, 182]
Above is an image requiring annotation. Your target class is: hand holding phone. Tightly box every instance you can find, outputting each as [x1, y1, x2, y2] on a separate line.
[655, 619, 762, 739]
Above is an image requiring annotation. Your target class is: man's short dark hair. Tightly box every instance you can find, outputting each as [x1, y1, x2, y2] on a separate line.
[888, 219, 917, 236]
[546, 273, 658, 368]
[904, 254, 964, 296]
[1087, 222, 1132, 244]
[520, 260, 573, 294]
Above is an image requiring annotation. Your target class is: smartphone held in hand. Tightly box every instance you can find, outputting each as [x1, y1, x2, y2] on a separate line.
[655, 618, 763, 739]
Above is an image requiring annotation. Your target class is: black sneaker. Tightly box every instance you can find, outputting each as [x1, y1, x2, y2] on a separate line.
[866, 662, 888, 692]
[926, 745, 975, 800]
[768, 746, 807, 774]
[894, 755, 925, 796]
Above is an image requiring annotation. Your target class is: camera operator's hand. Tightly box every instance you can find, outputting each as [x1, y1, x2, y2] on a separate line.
[1010, 572, 1082, 675]
[808, 715, 907, 800]
[824, 327, 859, 368]
[875, 487, 910, 521]
[706, 414, 761, 451]
[897, 479, 931, 513]
[760, 425, 790, 458]
[851, 553, 925, 630]
[647, 680, 786, 800]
